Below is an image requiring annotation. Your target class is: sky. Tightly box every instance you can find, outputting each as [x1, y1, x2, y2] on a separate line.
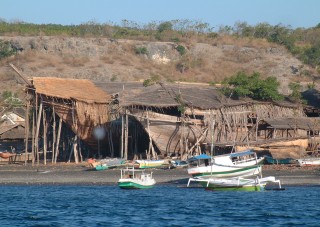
[0, 0, 319, 29]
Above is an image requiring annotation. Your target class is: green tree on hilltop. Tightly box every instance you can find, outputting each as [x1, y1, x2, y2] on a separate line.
[222, 72, 283, 101]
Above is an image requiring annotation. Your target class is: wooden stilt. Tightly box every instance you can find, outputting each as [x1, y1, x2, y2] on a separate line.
[31, 109, 35, 166]
[124, 111, 128, 160]
[73, 135, 79, 163]
[78, 137, 83, 162]
[24, 100, 30, 165]
[35, 102, 42, 165]
[42, 108, 47, 165]
[54, 118, 62, 163]
[120, 114, 124, 158]
[52, 107, 56, 163]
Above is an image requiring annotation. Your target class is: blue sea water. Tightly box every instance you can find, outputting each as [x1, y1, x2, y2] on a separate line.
[0, 185, 319, 227]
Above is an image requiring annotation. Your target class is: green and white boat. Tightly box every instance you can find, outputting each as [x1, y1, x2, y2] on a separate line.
[118, 167, 156, 189]
[187, 150, 264, 178]
[187, 176, 281, 191]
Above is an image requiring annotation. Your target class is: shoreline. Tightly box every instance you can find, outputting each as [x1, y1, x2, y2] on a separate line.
[0, 162, 319, 186]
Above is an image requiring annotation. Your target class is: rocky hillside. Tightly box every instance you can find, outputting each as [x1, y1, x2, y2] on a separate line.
[0, 35, 318, 98]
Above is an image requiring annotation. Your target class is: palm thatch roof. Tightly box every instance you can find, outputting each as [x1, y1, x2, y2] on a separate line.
[95, 81, 300, 110]
[32, 77, 111, 103]
[264, 117, 320, 130]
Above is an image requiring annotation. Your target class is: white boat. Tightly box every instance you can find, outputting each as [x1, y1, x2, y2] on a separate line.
[187, 176, 281, 191]
[297, 157, 320, 166]
[187, 150, 264, 178]
[118, 167, 156, 189]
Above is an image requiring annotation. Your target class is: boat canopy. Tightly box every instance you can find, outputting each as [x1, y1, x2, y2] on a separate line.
[188, 154, 211, 162]
[230, 150, 254, 158]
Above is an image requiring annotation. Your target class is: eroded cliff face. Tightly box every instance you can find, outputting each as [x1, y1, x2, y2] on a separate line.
[0, 35, 318, 95]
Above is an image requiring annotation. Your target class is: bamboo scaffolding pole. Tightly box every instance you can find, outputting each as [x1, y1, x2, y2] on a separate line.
[120, 114, 124, 158]
[54, 118, 62, 163]
[124, 111, 129, 160]
[35, 102, 43, 165]
[52, 107, 56, 163]
[73, 135, 79, 163]
[42, 108, 47, 165]
[31, 108, 35, 166]
[24, 100, 30, 165]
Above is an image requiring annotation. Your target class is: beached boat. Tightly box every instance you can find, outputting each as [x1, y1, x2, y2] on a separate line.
[0, 152, 16, 159]
[264, 156, 295, 165]
[135, 159, 165, 169]
[93, 158, 125, 171]
[297, 157, 320, 166]
[118, 167, 156, 189]
[187, 150, 264, 178]
[187, 176, 282, 191]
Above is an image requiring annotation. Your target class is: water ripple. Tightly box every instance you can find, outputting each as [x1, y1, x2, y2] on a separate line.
[0, 185, 319, 226]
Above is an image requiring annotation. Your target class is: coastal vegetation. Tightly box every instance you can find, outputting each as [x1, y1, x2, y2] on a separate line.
[0, 19, 320, 72]
[221, 72, 283, 101]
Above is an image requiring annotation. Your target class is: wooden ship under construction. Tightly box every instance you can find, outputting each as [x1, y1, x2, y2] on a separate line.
[13, 69, 320, 165]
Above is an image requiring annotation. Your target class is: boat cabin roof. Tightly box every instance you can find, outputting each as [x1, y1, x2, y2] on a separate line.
[230, 150, 255, 158]
[188, 154, 211, 162]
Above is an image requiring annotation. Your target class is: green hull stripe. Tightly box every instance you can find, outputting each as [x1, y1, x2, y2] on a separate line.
[205, 185, 264, 191]
[118, 182, 153, 189]
[192, 165, 261, 177]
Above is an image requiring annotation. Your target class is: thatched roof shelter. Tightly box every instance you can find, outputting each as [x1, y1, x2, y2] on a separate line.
[33, 77, 110, 103]
[264, 117, 320, 130]
[32, 77, 112, 140]
[26, 77, 114, 164]
[94, 81, 308, 159]
[0, 123, 26, 140]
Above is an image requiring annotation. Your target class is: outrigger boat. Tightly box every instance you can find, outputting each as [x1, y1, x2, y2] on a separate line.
[187, 176, 282, 191]
[118, 167, 156, 189]
[187, 150, 264, 178]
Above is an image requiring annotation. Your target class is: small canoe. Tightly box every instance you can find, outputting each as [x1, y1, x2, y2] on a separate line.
[264, 156, 295, 165]
[297, 157, 320, 166]
[135, 159, 165, 169]
[0, 152, 16, 159]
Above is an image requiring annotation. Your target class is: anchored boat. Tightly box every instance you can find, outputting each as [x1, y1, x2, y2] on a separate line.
[187, 176, 282, 191]
[118, 167, 156, 189]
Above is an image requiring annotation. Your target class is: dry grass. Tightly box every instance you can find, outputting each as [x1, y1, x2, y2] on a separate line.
[62, 55, 90, 67]
[100, 55, 115, 64]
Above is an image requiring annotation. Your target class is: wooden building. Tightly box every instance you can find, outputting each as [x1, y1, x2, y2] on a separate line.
[25, 77, 114, 164]
[96, 82, 311, 160]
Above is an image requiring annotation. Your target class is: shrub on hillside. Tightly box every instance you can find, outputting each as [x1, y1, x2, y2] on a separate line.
[222, 71, 283, 101]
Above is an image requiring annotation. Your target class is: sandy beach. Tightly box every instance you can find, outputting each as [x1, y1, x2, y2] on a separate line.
[0, 162, 319, 186]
